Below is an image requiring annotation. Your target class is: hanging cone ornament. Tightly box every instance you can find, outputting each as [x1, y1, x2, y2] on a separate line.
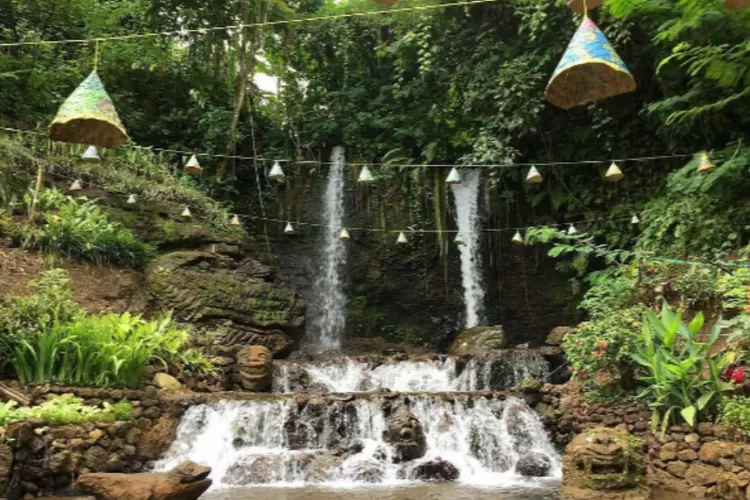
[269, 161, 285, 181]
[445, 167, 462, 185]
[526, 166, 543, 184]
[396, 232, 409, 244]
[724, 0, 750, 10]
[696, 152, 715, 173]
[69, 179, 83, 193]
[81, 145, 101, 163]
[49, 71, 129, 149]
[284, 223, 296, 235]
[181, 207, 192, 219]
[567, 224, 578, 236]
[454, 233, 466, 246]
[126, 194, 136, 204]
[605, 162, 624, 182]
[229, 214, 241, 226]
[545, 18, 636, 110]
[184, 155, 202, 175]
[340, 228, 351, 240]
[358, 166, 375, 183]
[567, 0, 604, 14]
[512, 231, 524, 246]
[631, 214, 640, 225]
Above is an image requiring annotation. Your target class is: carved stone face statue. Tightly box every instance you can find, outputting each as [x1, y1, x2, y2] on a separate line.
[236, 345, 273, 392]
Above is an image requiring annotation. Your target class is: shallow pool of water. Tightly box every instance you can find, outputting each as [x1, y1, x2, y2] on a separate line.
[204, 481, 560, 500]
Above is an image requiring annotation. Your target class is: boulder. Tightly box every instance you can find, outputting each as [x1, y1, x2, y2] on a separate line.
[303, 453, 345, 483]
[77, 462, 212, 500]
[411, 459, 460, 482]
[148, 250, 305, 357]
[382, 408, 427, 463]
[138, 416, 180, 461]
[449, 326, 508, 356]
[547, 326, 575, 346]
[515, 454, 552, 477]
[0, 441, 12, 494]
[154, 373, 182, 391]
[235, 345, 273, 392]
[169, 461, 211, 483]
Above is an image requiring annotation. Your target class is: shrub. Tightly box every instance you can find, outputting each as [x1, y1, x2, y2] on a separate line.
[0, 396, 132, 427]
[0, 269, 82, 372]
[631, 303, 740, 432]
[19, 188, 153, 268]
[720, 396, 750, 439]
[8, 311, 201, 388]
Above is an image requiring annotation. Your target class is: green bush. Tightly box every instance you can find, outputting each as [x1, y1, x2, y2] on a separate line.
[0, 269, 82, 372]
[720, 397, 750, 439]
[631, 303, 740, 432]
[0, 396, 132, 427]
[19, 188, 153, 268]
[8, 311, 201, 388]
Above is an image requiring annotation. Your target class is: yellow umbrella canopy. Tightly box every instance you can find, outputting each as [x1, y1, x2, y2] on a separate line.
[545, 18, 636, 110]
[49, 71, 129, 149]
[567, 0, 604, 14]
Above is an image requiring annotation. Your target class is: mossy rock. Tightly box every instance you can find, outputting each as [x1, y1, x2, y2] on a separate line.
[148, 249, 305, 356]
[449, 325, 508, 356]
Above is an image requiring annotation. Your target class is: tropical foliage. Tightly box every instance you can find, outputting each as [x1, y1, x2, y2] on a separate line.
[0, 396, 132, 427]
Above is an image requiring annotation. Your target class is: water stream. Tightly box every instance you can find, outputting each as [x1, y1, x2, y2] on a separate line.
[311, 146, 348, 350]
[450, 170, 486, 328]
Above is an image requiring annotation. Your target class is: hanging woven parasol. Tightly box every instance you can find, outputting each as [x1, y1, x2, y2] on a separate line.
[545, 17, 636, 110]
[49, 71, 129, 149]
[567, 0, 603, 14]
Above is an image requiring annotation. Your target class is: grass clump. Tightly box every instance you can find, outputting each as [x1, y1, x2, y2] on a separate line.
[0, 396, 132, 427]
[17, 187, 154, 268]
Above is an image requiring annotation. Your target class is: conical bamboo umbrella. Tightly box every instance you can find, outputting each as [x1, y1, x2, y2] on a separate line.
[49, 71, 129, 149]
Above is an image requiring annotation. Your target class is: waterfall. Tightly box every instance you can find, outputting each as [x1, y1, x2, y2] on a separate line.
[450, 169, 485, 328]
[312, 146, 348, 350]
[156, 395, 560, 488]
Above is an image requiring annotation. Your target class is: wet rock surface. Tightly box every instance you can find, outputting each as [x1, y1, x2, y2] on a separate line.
[382, 407, 427, 463]
[449, 326, 508, 356]
[515, 453, 551, 477]
[410, 459, 460, 482]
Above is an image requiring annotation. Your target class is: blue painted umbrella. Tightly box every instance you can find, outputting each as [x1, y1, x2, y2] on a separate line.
[545, 17, 636, 110]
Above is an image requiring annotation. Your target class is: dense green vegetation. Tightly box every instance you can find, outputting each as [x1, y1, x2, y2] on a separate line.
[0, 270, 211, 388]
[0, 396, 132, 427]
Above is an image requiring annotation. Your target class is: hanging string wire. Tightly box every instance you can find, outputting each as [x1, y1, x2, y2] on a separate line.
[0, 126, 742, 170]
[93, 40, 100, 72]
[0, 0, 501, 48]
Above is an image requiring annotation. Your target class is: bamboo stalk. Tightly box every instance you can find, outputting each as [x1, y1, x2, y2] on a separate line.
[28, 165, 43, 220]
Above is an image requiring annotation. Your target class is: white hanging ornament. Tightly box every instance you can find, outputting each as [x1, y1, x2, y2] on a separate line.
[181, 206, 192, 219]
[269, 161, 286, 181]
[340, 228, 351, 240]
[69, 179, 83, 193]
[396, 231, 409, 244]
[631, 214, 640, 225]
[284, 222, 296, 235]
[184, 154, 202, 175]
[445, 167, 461, 185]
[358, 166, 375, 183]
[696, 152, 715, 174]
[81, 145, 101, 163]
[512, 231, 524, 246]
[229, 214, 241, 226]
[605, 162, 624, 182]
[454, 233, 465, 245]
[126, 194, 136, 204]
[567, 224, 578, 236]
[526, 166, 543, 184]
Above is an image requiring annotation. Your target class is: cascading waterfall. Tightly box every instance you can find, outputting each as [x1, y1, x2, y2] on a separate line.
[450, 169, 486, 328]
[156, 395, 560, 488]
[312, 146, 348, 350]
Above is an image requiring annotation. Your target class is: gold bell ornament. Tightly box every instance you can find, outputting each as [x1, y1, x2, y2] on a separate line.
[396, 231, 409, 244]
[229, 214, 241, 226]
[631, 214, 640, 224]
[69, 179, 84, 193]
[358, 166, 375, 183]
[184, 154, 202, 175]
[445, 167, 461, 185]
[284, 223, 296, 235]
[454, 233, 466, 245]
[605, 162, 624, 182]
[567, 224, 578, 236]
[126, 194, 136, 204]
[269, 161, 286, 181]
[512, 231, 524, 245]
[181, 207, 192, 219]
[526, 166, 543, 184]
[696, 152, 715, 174]
[340, 228, 351, 240]
[81, 145, 101, 163]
